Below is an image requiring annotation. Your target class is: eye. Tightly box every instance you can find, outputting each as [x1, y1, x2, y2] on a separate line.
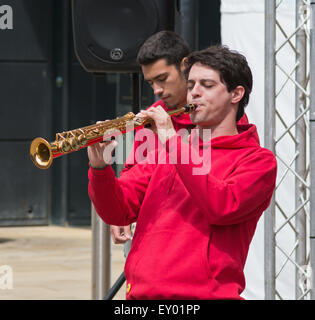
[187, 81, 194, 91]
[157, 76, 167, 83]
[202, 81, 214, 88]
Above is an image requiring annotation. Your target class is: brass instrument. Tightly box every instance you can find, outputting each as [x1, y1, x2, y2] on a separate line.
[30, 104, 196, 169]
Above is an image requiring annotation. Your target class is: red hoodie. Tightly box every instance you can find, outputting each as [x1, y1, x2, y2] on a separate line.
[88, 123, 277, 300]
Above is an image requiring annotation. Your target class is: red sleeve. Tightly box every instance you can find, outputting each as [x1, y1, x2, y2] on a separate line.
[88, 163, 155, 226]
[166, 135, 277, 226]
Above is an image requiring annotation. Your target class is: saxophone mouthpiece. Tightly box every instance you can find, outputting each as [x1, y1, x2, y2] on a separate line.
[185, 104, 197, 113]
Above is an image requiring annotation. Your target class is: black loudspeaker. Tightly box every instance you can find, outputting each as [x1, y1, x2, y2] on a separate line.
[71, 0, 180, 73]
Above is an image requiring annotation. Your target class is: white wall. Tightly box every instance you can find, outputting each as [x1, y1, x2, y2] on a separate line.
[221, 0, 298, 299]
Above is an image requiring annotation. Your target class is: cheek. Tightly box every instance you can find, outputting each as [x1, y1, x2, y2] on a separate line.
[164, 80, 174, 92]
[206, 91, 227, 107]
[187, 91, 193, 101]
[171, 84, 182, 96]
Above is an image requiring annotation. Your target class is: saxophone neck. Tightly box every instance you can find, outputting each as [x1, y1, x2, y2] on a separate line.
[167, 104, 196, 116]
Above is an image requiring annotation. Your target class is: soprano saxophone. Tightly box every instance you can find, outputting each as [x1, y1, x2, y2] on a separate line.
[30, 104, 196, 169]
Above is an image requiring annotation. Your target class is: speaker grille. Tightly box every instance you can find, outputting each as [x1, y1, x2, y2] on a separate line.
[87, 1, 158, 49]
[78, 0, 158, 65]
[72, 0, 177, 73]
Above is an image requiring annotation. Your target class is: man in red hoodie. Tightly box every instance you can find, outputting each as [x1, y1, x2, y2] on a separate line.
[110, 31, 248, 244]
[88, 45, 277, 299]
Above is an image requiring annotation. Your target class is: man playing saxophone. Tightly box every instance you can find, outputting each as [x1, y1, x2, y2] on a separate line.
[87, 45, 277, 299]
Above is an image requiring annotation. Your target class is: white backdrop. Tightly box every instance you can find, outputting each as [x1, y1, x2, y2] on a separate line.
[221, 0, 297, 299]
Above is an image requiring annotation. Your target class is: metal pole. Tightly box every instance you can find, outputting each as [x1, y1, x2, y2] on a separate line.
[309, 0, 315, 300]
[295, 0, 307, 299]
[61, 0, 70, 225]
[91, 205, 111, 300]
[132, 72, 141, 114]
[264, 0, 276, 300]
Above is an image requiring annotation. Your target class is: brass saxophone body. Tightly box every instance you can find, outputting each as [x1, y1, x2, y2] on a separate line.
[30, 104, 196, 169]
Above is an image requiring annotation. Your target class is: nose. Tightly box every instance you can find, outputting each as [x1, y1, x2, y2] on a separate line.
[153, 83, 163, 96]
[190, 83, 201, 98]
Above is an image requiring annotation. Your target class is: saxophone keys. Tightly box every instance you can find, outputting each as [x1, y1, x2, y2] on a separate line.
[78, 134, 88, 146]
[61, 140, 71, 153]
[69, 137, 80, 151]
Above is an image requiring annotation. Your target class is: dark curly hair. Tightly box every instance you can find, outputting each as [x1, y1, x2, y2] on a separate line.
[184, 45, 253, 121]
[137, 31, 190, 71]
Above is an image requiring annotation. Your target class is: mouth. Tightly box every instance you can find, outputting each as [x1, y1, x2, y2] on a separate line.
[191, 103, 202, 112]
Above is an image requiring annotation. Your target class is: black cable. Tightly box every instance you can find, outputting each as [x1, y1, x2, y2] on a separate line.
[103, 272, 126, 300]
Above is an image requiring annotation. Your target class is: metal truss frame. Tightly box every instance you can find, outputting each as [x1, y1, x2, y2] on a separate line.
[265, 0, 315, 300]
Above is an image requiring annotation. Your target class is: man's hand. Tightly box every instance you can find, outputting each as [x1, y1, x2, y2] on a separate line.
[137, 105, 176, 144]
[87, 121, 118, 168]
[110, 225, 132, 244]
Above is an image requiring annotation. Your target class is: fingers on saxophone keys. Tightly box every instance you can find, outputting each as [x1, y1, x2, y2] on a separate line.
[101, 137, 119, 151]
[136, 110, 149, 118]
[101, 134, 117, 144]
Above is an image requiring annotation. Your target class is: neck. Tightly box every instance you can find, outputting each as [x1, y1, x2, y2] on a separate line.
[197, 122, 238, 140]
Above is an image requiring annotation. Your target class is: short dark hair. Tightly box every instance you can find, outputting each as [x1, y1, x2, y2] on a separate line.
[184, 45, 253, 121]
[137, 31, 190, 71]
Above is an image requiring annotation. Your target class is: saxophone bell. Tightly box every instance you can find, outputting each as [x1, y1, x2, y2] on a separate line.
[30, 138, 53, 169]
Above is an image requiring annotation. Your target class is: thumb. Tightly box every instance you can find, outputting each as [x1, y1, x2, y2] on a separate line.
[124, 227, 132, 240]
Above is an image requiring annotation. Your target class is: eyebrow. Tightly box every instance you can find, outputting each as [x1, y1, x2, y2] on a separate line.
[188, 78, 217, 84]
[145, 72, 168, 82]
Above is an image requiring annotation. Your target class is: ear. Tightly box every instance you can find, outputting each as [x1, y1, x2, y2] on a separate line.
[180, 57, 188, 73]
[231, 86, 245, 104]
